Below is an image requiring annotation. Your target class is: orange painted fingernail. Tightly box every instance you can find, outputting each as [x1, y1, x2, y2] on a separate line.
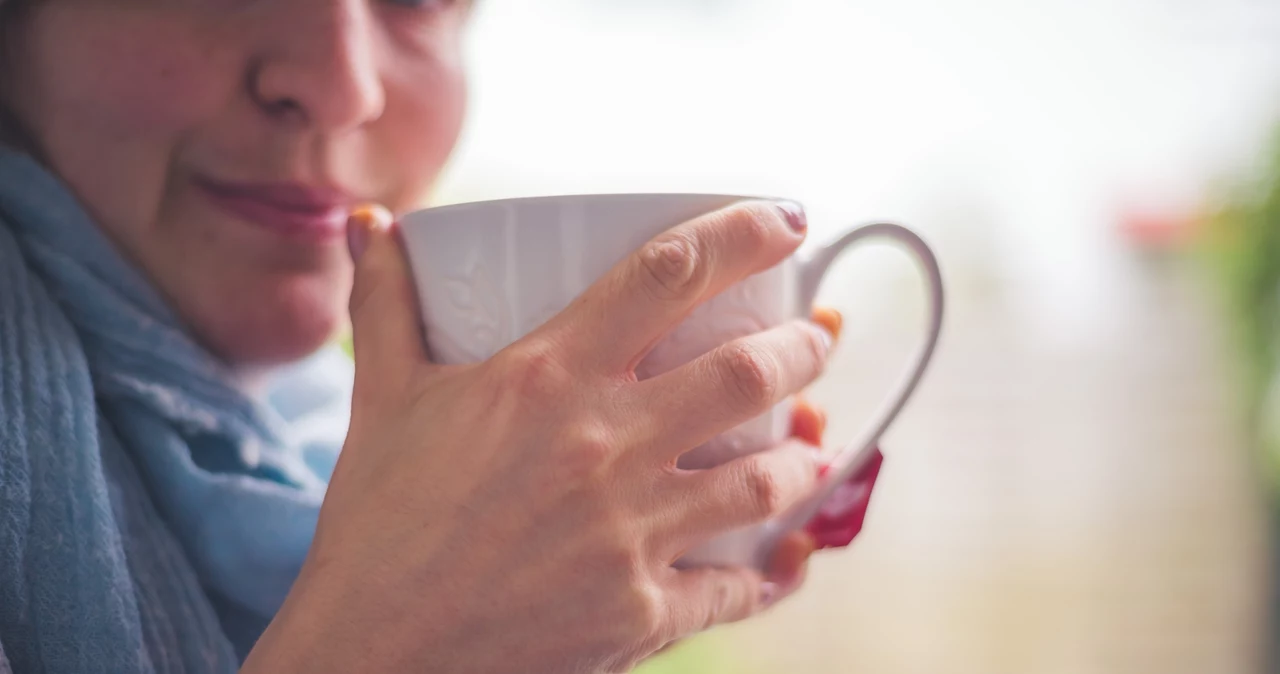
[811, 307, 843, 341]
[347, 204, 393, 262]
[352, 204, 393, 230]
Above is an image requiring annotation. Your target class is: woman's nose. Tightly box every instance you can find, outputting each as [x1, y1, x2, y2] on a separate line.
[248, 0, 386, 133]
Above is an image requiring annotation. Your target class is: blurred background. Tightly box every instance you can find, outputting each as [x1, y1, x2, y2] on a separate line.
[431, 1, 1280, 672]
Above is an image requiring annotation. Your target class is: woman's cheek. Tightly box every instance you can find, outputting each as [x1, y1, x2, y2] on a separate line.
[379, 61, 468, 210]
[27, 12, 231, 137]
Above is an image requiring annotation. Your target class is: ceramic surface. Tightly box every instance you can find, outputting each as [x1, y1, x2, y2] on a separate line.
[399, 194, 944, 569]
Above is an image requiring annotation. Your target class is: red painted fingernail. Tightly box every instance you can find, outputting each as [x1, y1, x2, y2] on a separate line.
[778, 201, 807, 233]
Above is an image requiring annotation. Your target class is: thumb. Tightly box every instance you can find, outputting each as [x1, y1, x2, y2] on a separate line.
[347, 205, 429, 389]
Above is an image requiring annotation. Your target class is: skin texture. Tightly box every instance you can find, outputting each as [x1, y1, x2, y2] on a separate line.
[243, 203, 835, 673]
[1, 2, 850, 671]
[0, 0, 467, 367]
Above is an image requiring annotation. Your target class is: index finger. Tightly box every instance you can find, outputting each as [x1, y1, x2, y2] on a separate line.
[548, 201, 807, 374]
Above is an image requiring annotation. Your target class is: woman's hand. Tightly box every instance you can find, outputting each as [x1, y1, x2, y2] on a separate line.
[777, 303, 884, 583]
[653, 305, 886, 663]
[755, 307, 845, 605]
[245, 202, 837, 674]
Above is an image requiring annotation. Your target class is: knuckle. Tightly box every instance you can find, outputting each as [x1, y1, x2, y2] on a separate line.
[557, 426, 617, 484]
[637, 234, 703, 302]
[720, 341, 779, 414]
[497, 341, 571, 400]
[598, 533, 641, 572]
[705, 578, 734, 629]
[618, 583, 666, 641]
[594, 538, 662, 642]
[741, 457, 786, 519]
[719, 202, 780, 254]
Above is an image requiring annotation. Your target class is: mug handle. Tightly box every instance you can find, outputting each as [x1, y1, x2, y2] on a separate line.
[752, 222, 945, 568]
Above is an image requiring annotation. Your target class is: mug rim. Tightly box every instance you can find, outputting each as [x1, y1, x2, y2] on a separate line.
[404, 192, 784, 220]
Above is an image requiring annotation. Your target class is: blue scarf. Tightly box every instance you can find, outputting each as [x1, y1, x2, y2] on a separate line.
[0, 150, 352, 672]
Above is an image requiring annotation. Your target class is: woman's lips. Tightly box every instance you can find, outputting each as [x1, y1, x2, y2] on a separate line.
[195, 177, 352, 241]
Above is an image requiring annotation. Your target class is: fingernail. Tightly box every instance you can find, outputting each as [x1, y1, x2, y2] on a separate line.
[777, 200, 807, 233]
[347, 204, 393, 262]
[760, 581, 780, 607]
[811, 307, 843, 342]
[809, 321, 834, 354]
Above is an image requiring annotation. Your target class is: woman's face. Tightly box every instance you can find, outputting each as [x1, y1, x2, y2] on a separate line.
[1, 0, 469, 367]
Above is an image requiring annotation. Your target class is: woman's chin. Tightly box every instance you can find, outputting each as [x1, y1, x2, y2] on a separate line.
[188, 275, 353, 369]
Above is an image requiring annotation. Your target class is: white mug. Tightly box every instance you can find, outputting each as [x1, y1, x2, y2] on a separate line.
[399, 194, 944, 570]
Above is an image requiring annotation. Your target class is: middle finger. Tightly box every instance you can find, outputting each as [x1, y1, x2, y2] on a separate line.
[632, 319, 833, 461]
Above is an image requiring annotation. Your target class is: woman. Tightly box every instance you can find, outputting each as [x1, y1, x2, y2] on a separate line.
[0, 1, 876, 672]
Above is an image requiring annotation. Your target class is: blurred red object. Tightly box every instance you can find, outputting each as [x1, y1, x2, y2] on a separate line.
[805, 447, 884, 549]
[1117, 207, 1202, 251]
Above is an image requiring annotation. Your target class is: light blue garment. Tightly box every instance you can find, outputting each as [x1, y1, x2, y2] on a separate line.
[0, 149, 353, 672]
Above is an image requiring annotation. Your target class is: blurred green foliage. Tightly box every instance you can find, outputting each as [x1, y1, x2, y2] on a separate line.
[1202, 124, 1280, 489]
[634, 638, 735, 674]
